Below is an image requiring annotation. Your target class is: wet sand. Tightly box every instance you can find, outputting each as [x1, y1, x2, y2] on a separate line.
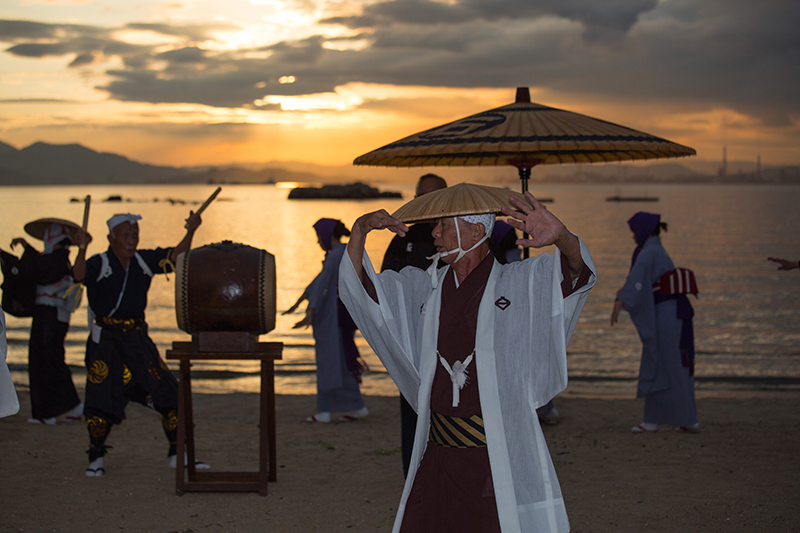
[1, 389, 799, 532]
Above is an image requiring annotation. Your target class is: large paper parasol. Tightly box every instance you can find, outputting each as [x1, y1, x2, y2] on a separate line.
[354, 87, 696, 193]
[391, 182, 532, 223]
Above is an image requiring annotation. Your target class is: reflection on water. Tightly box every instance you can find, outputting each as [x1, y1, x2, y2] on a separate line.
[2, 183, 799, 397]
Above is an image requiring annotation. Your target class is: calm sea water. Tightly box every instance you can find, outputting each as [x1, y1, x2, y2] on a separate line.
[2, 182, 799, 398]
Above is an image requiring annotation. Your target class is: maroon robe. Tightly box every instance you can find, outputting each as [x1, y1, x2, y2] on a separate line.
[399, 252, 591, 532]
[401, 252, 500, 533]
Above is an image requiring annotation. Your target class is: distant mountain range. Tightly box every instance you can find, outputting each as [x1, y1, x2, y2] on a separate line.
[0, 140, 324, 186]
[1, 140, 798, 186]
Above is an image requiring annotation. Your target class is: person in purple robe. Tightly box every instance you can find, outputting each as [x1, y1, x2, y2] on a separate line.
[611, 212, 699, 433]
[287, 218, 368, 423]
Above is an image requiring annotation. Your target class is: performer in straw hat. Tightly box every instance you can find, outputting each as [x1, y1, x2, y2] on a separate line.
[72, 210, 209, 477]
[11, 219, 88, 425]
[339, 183, 595, 533]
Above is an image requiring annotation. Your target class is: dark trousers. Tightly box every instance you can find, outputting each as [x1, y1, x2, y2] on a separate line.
[28, 305, 80, 419]
[84, 323, 178, 459]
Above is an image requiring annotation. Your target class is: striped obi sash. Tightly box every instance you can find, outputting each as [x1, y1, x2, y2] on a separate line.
[429, 411, 487, 448]
[97, 316, 145, 331]
[652, 267, 698, 296]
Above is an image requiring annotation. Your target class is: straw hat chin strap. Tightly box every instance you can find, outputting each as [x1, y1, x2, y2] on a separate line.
[425, 216, 491, 288]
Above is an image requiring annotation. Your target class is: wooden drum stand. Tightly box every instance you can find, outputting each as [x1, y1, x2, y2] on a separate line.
[166, 332, 282, 496]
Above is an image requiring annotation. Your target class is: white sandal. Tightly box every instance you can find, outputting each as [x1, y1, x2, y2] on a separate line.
[86, 457, 105, 477]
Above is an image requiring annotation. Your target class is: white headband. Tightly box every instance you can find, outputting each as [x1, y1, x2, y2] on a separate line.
[107, 213, 142, 232]
[459, 213, 495, 238]
[43, 223, 71, 254]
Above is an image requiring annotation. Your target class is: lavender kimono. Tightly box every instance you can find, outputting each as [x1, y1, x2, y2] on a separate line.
[307, 242, 365, 413]
[617, 236, 698, 426]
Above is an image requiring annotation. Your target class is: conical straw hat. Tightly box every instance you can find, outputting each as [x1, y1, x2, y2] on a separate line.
[391, 182, 533, 223]
[24, 218, 82, 242]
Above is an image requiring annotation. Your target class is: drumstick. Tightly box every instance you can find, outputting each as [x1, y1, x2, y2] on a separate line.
[197, 187, 222, 216]
[77, 195, 93, 247]
[186, 187, 221, 228]
[82, 195, 91, 230]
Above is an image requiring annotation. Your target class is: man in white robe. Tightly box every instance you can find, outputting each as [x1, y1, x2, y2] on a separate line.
[338, 187, 596, 533]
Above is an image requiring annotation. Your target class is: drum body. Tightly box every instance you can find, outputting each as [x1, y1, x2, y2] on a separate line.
[175, 241, 276, 334]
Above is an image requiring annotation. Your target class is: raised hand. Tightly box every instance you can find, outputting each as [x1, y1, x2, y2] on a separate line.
[292, 309, 314, 329]
[10, 237, 30, 250]
[767, 257, 798, 271]
[347, 210, 409, 283]
[184, 210, 202, 232]
[501, 192, 569, 249]
[72, 228, 93, 249]
[352, 209, 408, 239]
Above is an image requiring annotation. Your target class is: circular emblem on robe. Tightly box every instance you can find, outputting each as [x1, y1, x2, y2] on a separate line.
[87, 416, 108, 439]
[122, 365, 132, 385]
[163, 409, 178, 432]
[635, 282, 642, 291]
[87, 360, 109, 384]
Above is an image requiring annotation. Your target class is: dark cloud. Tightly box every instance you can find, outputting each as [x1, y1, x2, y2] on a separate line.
[0, 20, 59, 39]
[156, 46, 209, 64]
[102, 69, 263, 107]
[6, 42, 71, 58]
[322, 0, 656, 34]
[124, 22, 240, 42]
[461, 0, 658, 30]
[0, 0, 796, 128]
[369, 22, 500, 52]
[0, 19, 104, 40]
[263, 36, 328, 64]
[69, 53, 96, 67]
[0, 98, 76, 103]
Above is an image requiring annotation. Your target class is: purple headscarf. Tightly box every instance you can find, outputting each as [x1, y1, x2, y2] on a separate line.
[313, 218, 339, 253]
[627, 212, 661, 269]
[491, 219, 514, 243]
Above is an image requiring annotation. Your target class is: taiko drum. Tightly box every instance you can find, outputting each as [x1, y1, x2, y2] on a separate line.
[175, 241, 276, 334]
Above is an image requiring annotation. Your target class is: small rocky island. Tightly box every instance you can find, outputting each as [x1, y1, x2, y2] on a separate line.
[288, 182, 402, 199]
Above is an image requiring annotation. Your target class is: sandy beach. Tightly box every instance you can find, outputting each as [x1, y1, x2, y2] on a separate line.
[1, 387, 799, 533]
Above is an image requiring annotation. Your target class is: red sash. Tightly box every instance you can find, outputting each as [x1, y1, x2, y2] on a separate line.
[653, 268, 698, 295]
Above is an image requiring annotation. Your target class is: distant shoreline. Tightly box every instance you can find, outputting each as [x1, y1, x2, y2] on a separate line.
[1, 139, 799, 186]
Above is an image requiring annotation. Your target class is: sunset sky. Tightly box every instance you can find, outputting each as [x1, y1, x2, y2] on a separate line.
[0, 0, 798, 169]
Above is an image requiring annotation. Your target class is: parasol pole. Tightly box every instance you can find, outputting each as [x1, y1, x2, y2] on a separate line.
[516, 166, 533, 258]
[508, 160, 540, 258]
[508, 87, 543, 258]
[186, 187, 222, 228]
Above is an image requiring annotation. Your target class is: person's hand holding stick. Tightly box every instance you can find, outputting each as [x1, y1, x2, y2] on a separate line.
[186, 187, 221, 229]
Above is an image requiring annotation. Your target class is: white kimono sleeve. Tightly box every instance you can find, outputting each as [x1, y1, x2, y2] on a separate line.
[338, 249, 435, 412]
[0, 307, 20, 418]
